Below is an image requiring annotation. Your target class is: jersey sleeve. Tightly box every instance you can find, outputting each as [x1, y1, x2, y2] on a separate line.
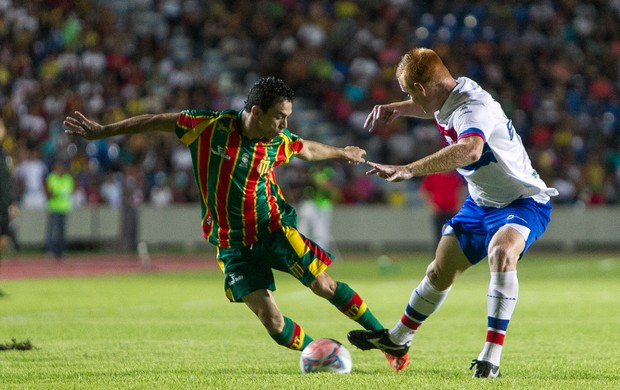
[278, 129, 304, 164]
[452, 103, 488, 142]
[175, 109, 219, 146]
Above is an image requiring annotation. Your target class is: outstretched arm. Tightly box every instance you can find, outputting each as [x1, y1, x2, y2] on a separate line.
[367, 136, 483, 182]
[365, 100, 433, 132]
[297, 140, 366, 164]
[64, 111, 180, 140]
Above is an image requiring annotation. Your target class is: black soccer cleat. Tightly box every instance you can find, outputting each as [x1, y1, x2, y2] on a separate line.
[347, 329, 410, 358]
[470, 359, 501, 378]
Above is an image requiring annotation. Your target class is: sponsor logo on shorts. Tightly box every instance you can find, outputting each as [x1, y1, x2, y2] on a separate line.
[507, 215, 528, 224]
[227, 273, 244, 286]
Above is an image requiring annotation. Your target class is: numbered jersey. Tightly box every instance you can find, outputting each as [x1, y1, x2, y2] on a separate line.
[434, 77, 557, 208]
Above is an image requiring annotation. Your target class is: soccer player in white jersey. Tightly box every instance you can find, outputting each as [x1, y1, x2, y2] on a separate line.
[347, 47, 558, 378]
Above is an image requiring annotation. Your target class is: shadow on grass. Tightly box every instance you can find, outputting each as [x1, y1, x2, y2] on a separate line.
[0, 338, 34, 351]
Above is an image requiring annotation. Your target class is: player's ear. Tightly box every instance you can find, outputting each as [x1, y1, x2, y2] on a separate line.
[413, 82, 426, 96]
[250, 105, 263, 118]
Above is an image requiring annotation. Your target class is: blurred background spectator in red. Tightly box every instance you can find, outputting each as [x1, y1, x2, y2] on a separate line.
[420, 171, 465, 248]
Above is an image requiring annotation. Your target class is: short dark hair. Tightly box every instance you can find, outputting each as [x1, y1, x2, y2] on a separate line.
[243, 77, 294, 112]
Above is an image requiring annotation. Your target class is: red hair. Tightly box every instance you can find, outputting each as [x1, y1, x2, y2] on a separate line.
[396, 48, 452, 88]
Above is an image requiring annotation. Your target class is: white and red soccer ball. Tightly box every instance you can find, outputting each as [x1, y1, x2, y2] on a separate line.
[299, 338, 352, 374]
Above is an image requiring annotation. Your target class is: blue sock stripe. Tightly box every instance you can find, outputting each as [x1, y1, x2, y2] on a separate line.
[487, 316, 510, 331]
[405, 304, 428, 322]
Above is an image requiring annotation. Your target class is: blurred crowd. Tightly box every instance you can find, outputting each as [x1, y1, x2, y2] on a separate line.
[1, 0, 620, 211]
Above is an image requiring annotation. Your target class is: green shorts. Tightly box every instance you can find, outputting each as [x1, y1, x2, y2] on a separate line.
[216, 226, 334, 302]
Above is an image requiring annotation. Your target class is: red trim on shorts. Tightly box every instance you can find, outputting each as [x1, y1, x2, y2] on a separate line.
[303, 237, 333, 267]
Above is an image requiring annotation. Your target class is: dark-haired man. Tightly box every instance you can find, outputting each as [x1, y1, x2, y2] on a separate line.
[65, 77, 408, 371]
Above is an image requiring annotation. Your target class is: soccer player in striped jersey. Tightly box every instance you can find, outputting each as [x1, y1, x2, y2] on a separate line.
[64, 77, 408, 372]
[347, 48, 558, 378]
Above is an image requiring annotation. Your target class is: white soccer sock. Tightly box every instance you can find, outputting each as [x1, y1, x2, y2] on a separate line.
[478, 271, 519, 366]
[389, 275, 451, 345]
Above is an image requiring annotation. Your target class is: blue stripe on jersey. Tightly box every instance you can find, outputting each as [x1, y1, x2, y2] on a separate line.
[461, 142, 497, 171]
[405, 304, 428, 322]
[459, 127, 486, 141]
[487, 316, 510, 331]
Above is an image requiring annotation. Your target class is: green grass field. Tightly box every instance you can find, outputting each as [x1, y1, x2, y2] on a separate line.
[1, 251, 619, 389]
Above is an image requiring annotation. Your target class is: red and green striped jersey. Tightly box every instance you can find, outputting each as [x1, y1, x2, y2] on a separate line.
[175, 109, 304, 248]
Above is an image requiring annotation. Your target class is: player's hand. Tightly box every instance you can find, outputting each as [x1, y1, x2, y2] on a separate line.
[366, 161, 412, 182]
[343, 146, 366, 164]
[63, 111, 106, 140]
[364, 105, 401, 133]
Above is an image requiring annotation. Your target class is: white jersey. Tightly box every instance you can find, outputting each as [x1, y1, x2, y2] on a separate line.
[434, 77, 558, 208]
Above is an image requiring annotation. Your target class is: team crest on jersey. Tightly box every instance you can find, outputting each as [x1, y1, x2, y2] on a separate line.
[257, 158, 271, 175]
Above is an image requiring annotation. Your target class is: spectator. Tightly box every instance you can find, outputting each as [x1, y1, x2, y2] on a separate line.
[100, 172, 123, 208]
[45, 160, 75, 260]
[119, 164, 144, 253]
[15, 147, 48, 210]
[0, 118, 19, 258]
[419, 171, 465, 248]
[298, 164, 340, 251]
[150, 172, 174, 208]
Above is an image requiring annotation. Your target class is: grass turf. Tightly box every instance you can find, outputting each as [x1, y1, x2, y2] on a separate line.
[0, 251, 619, 389]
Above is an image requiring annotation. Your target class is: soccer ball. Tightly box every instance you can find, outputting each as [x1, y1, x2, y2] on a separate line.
[299, 338, 352, 374]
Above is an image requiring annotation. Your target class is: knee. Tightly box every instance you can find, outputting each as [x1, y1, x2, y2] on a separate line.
[426, 265, 452, 291]
[487, 245, 516, 271]
[426, 261, 460, 291]
[309, 273, 337, 299]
